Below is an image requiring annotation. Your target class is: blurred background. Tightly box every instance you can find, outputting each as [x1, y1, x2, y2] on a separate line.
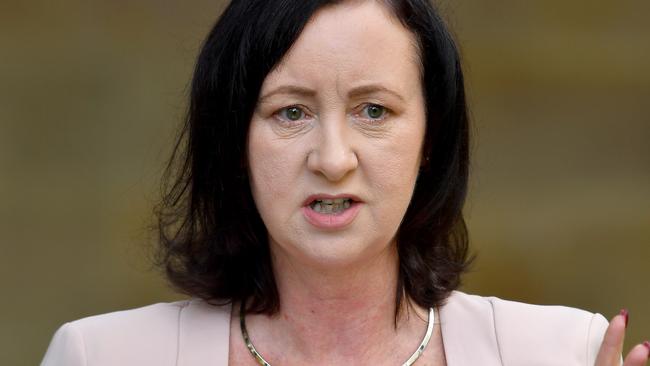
[1, 0, 648, 364]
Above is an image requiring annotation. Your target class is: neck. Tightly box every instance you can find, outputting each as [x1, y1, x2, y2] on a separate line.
[275, 242, 401, 336]
[243, 241, 429, 364]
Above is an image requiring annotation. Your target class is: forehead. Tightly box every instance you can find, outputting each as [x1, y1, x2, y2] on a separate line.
[262, 1, 421, 94]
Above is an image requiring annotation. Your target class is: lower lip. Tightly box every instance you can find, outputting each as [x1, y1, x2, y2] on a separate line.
[301, 202, 362, 229]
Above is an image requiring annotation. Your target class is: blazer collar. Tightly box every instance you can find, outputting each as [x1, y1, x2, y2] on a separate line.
[177, 292, 503, 365]
[440, 291, 503, 365]
[177, 299, 231, 366]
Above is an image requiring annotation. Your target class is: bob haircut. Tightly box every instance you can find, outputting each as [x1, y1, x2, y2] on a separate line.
[157, 0, 472, 317]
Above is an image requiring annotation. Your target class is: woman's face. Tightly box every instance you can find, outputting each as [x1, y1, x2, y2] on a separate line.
[248, 1, 426, 269]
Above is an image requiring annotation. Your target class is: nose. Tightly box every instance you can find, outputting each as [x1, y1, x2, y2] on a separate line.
[307, 119, 358, 182]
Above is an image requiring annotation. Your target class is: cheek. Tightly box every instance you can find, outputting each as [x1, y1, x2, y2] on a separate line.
[247, 122, 302, 212]
[377, 121, 424, 182]
[369, 150, 420, 205]
[366, 122, 425, 212]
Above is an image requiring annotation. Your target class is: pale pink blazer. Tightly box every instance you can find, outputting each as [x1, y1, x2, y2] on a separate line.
[41, 291, 610, 365]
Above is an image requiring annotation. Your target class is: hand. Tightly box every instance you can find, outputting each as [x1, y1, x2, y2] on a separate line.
[595, 310, 650, 366]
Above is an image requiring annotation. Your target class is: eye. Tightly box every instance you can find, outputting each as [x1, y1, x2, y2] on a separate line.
[277, 106, 306, 122]
[361, 104, 387, 120]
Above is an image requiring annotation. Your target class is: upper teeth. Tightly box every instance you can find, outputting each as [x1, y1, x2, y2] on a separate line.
[310, 198, 352, 213]
[315, 198, 351, 204]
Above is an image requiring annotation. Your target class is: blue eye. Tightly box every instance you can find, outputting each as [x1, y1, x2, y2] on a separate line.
[363, 104, 386, 120]
[279, 106, 305, 121]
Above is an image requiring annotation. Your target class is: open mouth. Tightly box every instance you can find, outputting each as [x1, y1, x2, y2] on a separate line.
[308, 198, 353, 214]
[302, 195, 362, 229]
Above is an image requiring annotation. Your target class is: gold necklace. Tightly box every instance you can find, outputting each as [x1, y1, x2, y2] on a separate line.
[240, 303, 436, 366]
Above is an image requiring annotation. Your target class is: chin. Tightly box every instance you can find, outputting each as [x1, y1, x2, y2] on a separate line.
[272, 234, 397, 271]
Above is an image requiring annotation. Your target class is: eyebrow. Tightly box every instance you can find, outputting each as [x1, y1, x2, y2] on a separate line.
[258, 83, 406, 103]
[258, 85, 317, 103]
[347, 84, 406, 103]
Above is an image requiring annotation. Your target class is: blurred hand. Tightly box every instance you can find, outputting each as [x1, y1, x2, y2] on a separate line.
[595, 310, 650, 366]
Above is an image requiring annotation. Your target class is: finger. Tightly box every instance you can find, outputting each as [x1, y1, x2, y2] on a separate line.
[622, 342, 650, 366]
[595, 310, 628, 366]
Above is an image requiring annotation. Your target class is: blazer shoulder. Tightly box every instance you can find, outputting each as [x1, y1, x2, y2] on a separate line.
[484, 294, 609, 365]
[41, 299, 232, 366]
[70, 299, 191, 332]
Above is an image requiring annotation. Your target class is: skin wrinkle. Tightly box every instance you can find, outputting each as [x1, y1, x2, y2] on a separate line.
[238, 1, 444, 365]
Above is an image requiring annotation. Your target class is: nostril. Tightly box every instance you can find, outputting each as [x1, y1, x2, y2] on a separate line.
[306, 145, 359, 182]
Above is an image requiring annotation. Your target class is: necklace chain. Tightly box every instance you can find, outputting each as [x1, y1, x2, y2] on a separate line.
[240, 303, 436, 366]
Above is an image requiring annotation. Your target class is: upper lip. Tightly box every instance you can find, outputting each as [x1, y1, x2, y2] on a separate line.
[302, 193, 363, 206]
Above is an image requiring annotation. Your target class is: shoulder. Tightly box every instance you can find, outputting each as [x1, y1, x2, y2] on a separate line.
[441, 291, 610, 365]
[41, 299, 232, 366]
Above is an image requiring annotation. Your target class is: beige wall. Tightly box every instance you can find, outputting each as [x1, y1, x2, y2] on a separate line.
[1, 1, 648, 364]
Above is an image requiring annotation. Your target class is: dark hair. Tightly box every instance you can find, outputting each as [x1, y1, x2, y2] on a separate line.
[156, 0, 472, 316]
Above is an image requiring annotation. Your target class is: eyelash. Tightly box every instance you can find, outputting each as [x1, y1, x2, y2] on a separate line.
[273, 104, 390, 125]
[357, 103, 389, 122]
[274, 105, 312, 126]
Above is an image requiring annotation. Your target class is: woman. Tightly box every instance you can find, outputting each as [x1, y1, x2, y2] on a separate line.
[42, 0, 648, 365]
